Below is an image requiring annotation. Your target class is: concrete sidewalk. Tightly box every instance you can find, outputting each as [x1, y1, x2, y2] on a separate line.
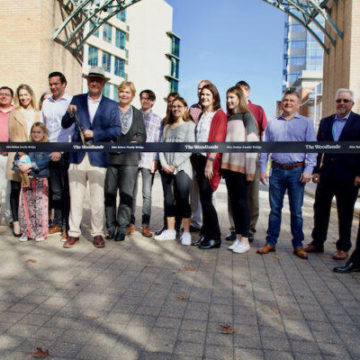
[0, 174, 359, 360]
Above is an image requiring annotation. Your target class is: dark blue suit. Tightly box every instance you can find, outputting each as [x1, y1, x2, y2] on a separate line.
[311, 111, 360, 251]
[62, 94, 121, 168]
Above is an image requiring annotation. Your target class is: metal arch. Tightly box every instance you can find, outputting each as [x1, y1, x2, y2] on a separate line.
[53, 0, 143, 53]
[262, 0, 344, 54]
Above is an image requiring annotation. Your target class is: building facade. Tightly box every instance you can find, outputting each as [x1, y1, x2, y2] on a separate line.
[82, 0, 180, 117]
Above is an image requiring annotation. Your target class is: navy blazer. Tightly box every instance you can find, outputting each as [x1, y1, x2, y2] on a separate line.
[314, 111, 360, 182]
[62, 94, 121, 168]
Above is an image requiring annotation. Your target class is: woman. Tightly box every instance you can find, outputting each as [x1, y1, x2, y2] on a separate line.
[6, 84, 40, 237]
[105, 81, 146, 242]
[193, 83, 227, 249]
[155, 97, 195, 245]
[222, 87, 259, 253]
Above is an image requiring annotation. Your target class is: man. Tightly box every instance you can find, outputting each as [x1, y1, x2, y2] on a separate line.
[130, 89, 162, 237]
[41, 72, 73, 240]
[188, 80, 210, 232]
[61, 66, 121, 249]
[305, 89, 360, 260]
[225, 80, 268, 242]
[0, 86, 14, 225]
[334, 217, 360, 273]
[258, 90, 317, 259]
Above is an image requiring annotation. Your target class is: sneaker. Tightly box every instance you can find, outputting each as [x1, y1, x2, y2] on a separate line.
[180, 232, 191, 246]
[228, 239, 241, 251]
[35, 237, 45, 242]
[232, 242, 250, 254]
[19, 234, 29, 242]
[154, 229, 176, 241]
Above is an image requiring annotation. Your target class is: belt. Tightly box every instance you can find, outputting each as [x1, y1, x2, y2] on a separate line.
[272, 161, 304, 170]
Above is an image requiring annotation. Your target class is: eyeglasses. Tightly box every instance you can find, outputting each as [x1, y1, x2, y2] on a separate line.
[336, 98, 351, 103]
[0, 93, 11, 97]
[140, 97, 151, 101]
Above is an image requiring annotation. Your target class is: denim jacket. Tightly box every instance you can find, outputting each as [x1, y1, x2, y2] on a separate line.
[14, 152, 51, 178]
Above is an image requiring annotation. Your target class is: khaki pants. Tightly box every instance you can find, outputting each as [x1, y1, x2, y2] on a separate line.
[68, 154, 106, 238]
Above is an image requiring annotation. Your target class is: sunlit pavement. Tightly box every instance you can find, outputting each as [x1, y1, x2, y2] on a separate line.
[0, 173, 359, 360]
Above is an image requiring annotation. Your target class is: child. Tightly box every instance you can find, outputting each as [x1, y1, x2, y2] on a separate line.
[15, 122, 51, 242]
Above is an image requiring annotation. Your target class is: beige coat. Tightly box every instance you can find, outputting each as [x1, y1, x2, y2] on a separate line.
[6, 107, 40, 181]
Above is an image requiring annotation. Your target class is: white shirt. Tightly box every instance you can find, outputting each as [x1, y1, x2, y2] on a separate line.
[87, 94, 102, 124]
[196, 111, 215, 156]
[41, 93, 73, 142]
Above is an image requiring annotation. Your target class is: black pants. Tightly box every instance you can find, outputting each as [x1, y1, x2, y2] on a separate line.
[312, 177, 359, 251]
[105, 165, 138, 234]
[160, 170, 191, 219]
[223, 169, 250, 237]
[350, 217, 360, 265]
[49, 156, 70, 230]
[194, 154, 221, 241]
[10, 181, 21, 222]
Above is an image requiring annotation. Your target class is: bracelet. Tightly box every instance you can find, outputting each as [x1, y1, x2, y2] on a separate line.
[208, 156, 214, 161]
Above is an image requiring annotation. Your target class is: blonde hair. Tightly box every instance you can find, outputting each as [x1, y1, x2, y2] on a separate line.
[30, 122, 48, 142]
[16, 84, 37, 110]
[118, 81, 136, 97]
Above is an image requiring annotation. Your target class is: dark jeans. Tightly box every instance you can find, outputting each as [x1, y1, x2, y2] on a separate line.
[311, 176, 359, 251]
[10, 181, 21, 222]
[105, 165, 138, 234]
[266, 165, 305, 248]
[160, 170, 192, 219]
[223, 170, 250, 237]
[49, 156, 70, 230]
[194, 154, 221, 241]
[131, 168, 155, 226]
[350, 217, 360, 265]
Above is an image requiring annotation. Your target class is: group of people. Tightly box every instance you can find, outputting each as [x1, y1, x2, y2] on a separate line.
[0, 65, 359, 274]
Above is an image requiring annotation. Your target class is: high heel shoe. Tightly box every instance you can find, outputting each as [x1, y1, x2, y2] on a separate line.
[12, 221, 21, 237]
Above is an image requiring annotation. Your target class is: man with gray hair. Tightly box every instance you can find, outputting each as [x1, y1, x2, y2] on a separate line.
[305, 89, 360, 260]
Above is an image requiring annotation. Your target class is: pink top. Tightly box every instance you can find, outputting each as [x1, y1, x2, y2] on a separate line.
[0, 106, 13, 142]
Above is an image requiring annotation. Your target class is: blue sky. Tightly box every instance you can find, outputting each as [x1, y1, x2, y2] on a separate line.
[165, 0, 285, 118]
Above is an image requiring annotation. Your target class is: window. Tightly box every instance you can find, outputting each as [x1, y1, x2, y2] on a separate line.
[114, 57, 125, 77]
[102, 52, 111, 72]
[116, 9, 126, 22]
[170, 58, 179, 79]
[88, 46, 98, 66]
[103, 23, 112, 43]
[102, 82, 110, 97]
[113, 84, 118, 101]
[169, 79, 178, 93]
[115, 29, 126, 50]
[89, 22, 99, 37]
[171, 37, 180, 57]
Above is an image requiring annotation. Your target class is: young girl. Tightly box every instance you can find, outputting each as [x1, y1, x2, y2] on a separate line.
[156, 97, 195, 245]
[15, 122, 51, 242]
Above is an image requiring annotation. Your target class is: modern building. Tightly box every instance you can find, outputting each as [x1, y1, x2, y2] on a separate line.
[82, 0, 180, 116]
[282, 13, 324, 126]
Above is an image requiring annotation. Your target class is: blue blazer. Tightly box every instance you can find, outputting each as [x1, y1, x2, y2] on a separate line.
[314, 111, 360, 182]
[62, 94, 121, 168]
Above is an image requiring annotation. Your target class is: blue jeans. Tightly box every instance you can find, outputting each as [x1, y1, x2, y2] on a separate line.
[266, 165, 305, 248]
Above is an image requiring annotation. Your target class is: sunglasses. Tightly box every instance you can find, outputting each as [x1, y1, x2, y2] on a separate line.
[336, 98, 351, 103]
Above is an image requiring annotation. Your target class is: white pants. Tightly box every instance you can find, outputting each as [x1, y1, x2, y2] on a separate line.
[68, 155, 106, 237]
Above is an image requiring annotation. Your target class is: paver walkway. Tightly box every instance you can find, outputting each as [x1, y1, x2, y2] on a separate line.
[0, 174, 359, 360]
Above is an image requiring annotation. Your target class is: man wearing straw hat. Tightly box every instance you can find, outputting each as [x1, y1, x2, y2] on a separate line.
[62, 66, 121, 249]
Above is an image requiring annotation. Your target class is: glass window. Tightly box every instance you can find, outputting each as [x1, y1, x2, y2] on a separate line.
[88, 46, 98, 66]
[102, 52, 111, 72]
[113, 85, 118, 101]
[103, 23, 112, 43]
[114, 57, 125, 77]
[169, 79, 178, 93]
[116, 9, 126, 22]
[102, 82, 110, 97]
[89, 22, 99, 37]
[115, 29, 126, 50]
[170, 58, 179, 79]
[171, 37, 180, 57]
